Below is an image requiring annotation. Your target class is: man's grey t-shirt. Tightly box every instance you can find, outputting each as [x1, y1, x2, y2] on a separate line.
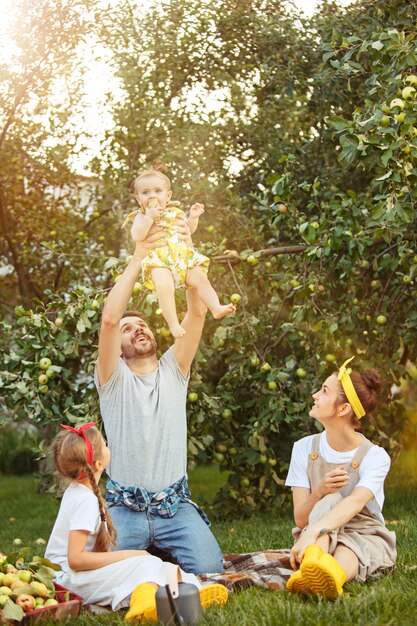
[94, 347, 189, 492]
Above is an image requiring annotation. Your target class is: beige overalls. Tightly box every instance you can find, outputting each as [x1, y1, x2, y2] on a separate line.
[292, 433, 396, 582]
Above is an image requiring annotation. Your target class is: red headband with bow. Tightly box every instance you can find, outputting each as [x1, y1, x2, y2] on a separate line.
[60, 422, 97, 479]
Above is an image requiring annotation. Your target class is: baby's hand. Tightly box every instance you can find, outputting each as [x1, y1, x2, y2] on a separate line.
[145, 199, 163, 221]
[189, 203, 205, 218]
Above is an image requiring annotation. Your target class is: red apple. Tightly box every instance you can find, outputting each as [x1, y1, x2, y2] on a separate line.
[16, 593, 36, 612]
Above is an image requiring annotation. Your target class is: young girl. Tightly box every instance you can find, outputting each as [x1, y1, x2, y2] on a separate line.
[45, 423, 228, 621]
[285, 357, 396, 599]
[122, 166, 236, 337]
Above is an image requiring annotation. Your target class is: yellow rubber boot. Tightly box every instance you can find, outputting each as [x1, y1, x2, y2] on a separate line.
[125, 583, 158, 623]
[286, 569, 309, 594]
[300, 544, 346, 600]
[199, 583, 229, 608]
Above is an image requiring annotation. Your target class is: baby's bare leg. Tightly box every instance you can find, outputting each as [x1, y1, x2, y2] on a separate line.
[151, 268, 185, 337]
[186, 267, 236, 319]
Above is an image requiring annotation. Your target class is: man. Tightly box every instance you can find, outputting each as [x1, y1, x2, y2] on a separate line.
[94, 232, 224, 574]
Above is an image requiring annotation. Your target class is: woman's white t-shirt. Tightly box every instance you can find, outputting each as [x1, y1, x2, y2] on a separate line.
[285, 431, 391, 513]
[45, 482, 100, 577]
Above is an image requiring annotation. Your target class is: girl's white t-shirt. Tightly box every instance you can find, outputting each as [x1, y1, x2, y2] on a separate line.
[45, 482, 100, 576]
[285, 431, 391, 512]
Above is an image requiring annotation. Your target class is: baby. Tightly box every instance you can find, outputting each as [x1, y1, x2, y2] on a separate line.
[123, 166, 236, 337]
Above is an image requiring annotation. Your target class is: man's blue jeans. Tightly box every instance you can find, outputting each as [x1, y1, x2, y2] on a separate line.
[110, 500, 225, 574]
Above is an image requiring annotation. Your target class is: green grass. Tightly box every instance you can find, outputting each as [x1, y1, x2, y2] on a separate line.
[1, 451, 417, 625]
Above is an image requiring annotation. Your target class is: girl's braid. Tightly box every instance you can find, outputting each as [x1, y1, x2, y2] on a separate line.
[85, 464, 117, 552]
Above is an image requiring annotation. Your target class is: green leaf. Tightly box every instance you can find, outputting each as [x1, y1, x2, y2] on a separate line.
[326, 115, 348, 132]
[2, 597, 25, 622]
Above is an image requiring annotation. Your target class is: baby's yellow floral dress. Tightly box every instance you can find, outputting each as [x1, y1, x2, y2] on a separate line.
[123, 201, 209, 290]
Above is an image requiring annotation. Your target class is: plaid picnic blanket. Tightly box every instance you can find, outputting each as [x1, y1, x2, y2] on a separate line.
[199, 550, 293, 591]
[87, 549, 294, 613]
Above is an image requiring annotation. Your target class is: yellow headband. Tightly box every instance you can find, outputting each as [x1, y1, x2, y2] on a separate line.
[337, 356, 366, 419]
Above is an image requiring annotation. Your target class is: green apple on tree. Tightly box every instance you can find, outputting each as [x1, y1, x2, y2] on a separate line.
[296, 367, 307, 378]
[267, 381, 277, 390]
[187, 392, 198, 403]
[389, 98, 405, 110]
[402, 86, 416, 100]
[230, 293, 241, 304]
[405, 74, 417, 86]
[246, 254, 258, 266]
[379, 115, 390, 127]
[39, 357, 52, 370]
[222, 408, 232, 419]
[38, 374, 48, 385]
[376, 315, 387, 325]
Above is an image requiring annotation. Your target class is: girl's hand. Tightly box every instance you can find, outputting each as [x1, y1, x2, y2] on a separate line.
[290, 528, 317, 569]
[189, 202, 205, 218]
[317, 467, 349, 498]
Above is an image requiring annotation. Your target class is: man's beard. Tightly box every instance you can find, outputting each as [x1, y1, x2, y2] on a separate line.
[122, 335, 157, 359]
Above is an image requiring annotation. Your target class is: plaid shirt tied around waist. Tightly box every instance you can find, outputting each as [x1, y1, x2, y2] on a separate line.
[106, 475, 211, 527]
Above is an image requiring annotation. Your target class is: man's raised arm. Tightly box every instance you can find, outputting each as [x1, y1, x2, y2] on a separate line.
[173, 287, 207, 377]
[97, 246, 145, 386]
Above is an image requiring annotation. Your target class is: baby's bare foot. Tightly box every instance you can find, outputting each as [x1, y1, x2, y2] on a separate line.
[169, 323, 186, 337]
[212, 304, 237, 320]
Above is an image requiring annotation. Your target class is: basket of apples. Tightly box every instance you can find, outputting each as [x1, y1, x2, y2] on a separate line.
[0, 550, 82, 623]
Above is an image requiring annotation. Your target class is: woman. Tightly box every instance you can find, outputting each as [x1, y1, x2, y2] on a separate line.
[285, 357, 396, 599]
